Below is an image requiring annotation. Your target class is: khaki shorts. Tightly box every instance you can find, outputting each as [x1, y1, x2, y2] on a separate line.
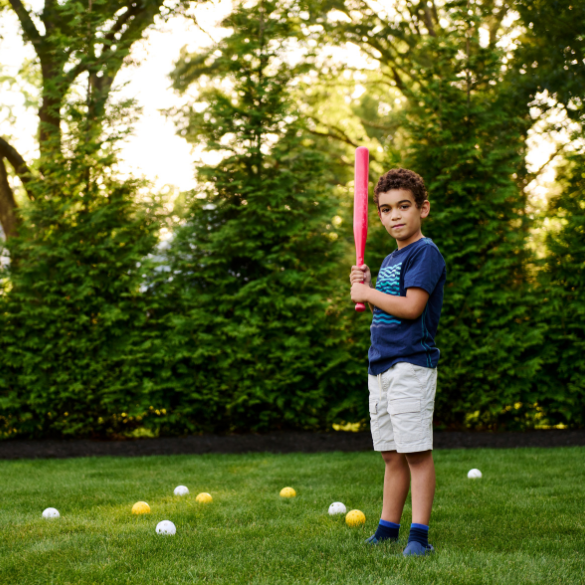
[368, 362, 437, 453]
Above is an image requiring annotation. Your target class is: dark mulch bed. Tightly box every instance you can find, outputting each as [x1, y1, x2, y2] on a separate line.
[0, 430, 584, 460]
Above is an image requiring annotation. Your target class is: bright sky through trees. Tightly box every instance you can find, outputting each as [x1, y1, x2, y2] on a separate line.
[0, 0, 232, 191]
[0, 0, 569, 195]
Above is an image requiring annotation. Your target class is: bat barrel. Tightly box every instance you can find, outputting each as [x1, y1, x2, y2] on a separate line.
[354, 147, 369, 196]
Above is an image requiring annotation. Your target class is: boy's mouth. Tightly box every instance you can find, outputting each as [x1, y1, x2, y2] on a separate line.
[392, 223, 405, 229]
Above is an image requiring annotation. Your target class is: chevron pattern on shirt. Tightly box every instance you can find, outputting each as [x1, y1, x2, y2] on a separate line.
[372, 262, 402, 326]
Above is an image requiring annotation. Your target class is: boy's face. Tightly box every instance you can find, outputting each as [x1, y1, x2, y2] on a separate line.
[377, 189, 430, 244]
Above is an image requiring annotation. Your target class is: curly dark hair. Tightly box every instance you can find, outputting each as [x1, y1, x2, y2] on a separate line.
[374, 168, 428, 208]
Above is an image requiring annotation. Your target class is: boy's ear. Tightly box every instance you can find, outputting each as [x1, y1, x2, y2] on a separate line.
[420, 200, 430, 218]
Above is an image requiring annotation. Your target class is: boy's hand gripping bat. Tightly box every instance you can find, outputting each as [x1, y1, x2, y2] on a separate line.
[353, 147, 369, 312]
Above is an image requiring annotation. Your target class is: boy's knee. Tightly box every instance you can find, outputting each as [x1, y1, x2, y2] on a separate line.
[381, 450, 406, 466]
[404, 450, 433, 467]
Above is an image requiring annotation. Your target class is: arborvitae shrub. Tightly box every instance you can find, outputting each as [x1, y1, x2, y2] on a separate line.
[0, 171, 161, 438]
[537, 153, 585, 427]
[143, 0, 350, 433]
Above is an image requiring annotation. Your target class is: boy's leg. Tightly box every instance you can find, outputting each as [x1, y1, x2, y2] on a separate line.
[383, 363, 438, 555]
[367, 370, 410, 544]
[403, 450, 435, 555]
[365, 450, 409, 544]
[381, 450, 410, 523]
[404, 450, 435, 525]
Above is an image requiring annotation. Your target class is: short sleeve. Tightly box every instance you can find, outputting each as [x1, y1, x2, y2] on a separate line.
[403, 243, 446, 295]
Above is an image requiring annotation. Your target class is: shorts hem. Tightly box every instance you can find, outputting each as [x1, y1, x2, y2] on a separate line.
[373, 440, 397, 452]
[396, 442, 433, 454]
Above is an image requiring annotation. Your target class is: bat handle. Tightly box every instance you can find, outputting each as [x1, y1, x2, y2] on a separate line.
[354, 255, 366, 312]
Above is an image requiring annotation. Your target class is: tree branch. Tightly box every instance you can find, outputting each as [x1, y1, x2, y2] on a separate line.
[103, 2, 143, 45]
[0, 158, 21, 240]
[489, 1, 510, 46]
[63, 60, 88, 87]
[41, 0, 58, 38]
[357, 35, 416, 88]
[423, 6, 436, 37]
[405, 1, 422, 37]
[430, 0, 440, 27]
[304, 124, 360, 148]
[0, 137, 34, 201]
[310, 117, 362, 146]
[8, 0, 43, 50]
[524, 142, 569, 186]
[359, 118, 398, 132]
[65, 1, 161, 90]
[93, 2, 161, 102]
[392, 68, 406, 92]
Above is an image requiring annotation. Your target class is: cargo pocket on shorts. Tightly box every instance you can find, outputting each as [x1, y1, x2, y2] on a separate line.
[369, 399, 380, 443]
[388, 398, 422, 444]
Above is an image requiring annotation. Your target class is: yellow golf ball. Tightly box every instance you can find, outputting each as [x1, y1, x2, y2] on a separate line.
[196, 492, 213, 504]
[345, 509, 366, 527]
[279, 487, 296, 498]
[131, 501, 150, 515]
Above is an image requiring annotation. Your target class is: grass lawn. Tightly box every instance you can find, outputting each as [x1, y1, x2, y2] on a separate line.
[0, 447, 584, 585]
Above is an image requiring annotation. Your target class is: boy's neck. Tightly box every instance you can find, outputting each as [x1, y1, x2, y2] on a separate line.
[396, 231, 424, 250]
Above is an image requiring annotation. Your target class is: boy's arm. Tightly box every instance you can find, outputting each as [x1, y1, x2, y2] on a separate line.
[351, 283, 429, 320]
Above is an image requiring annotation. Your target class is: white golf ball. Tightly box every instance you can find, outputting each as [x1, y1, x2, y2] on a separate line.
[467, 468, 482, 479]
[156, 520, 176, 535]
[328, 502, 347, 515]
[174, 485, 189, 496]
[42, 507, 60, 519]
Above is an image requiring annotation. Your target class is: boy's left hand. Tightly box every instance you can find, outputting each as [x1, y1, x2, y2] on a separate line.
[351, 282, 371, 304]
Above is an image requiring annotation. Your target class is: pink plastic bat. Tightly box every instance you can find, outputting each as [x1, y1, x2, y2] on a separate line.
[353, 147, 369, 312]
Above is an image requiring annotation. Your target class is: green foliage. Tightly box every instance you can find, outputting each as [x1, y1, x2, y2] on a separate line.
[515, 0, 585, 120]
[307, 0, 549, 428]
[138, 0, 362, 434]
[2, 0, 585, 438]
[0, 161, 162, 438]
[537, 152, 585, 426]
[3, 0, 169, 164]
[0, 0, 172, 437]
[396, 7, 545, 429]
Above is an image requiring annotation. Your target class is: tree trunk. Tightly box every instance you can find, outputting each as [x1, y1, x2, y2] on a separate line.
[39, 61, 65, 159]
[0, 158, 21, 239]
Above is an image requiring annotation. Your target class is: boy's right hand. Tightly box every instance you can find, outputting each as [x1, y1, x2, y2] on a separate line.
[350, 264, 372, 288]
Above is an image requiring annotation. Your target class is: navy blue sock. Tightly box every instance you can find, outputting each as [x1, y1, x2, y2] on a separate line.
[374, 519, 400, 541]
[408, 523, 429, 547]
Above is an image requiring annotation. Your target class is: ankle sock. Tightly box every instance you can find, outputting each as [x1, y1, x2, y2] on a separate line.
[374, 519, 400, 541]
[408, 523, 429, 548]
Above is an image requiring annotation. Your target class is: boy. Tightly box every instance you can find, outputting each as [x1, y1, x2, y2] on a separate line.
[349, 168, 446, 557]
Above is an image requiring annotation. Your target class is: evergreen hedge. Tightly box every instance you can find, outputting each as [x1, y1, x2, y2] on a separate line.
[0, 0, 584, 438]
[0, 170, 162, 438]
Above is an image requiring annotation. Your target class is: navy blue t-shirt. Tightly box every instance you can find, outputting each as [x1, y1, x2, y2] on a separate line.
[368, 237, 446, 375]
